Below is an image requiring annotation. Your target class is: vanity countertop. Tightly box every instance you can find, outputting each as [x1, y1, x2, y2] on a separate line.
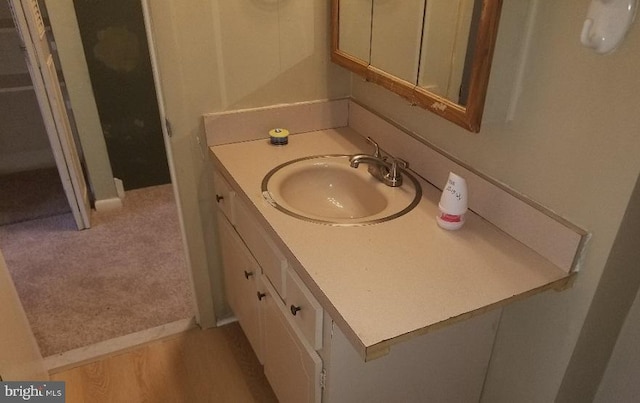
[210, 128, 572, 361]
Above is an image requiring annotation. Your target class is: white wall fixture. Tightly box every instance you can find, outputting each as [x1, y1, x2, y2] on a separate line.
[581, 0, 638, 54]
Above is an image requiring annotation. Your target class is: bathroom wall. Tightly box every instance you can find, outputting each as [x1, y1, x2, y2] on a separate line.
[144, 0, 350, 323]
[350, 0, 640, 401]
[561, 172, 640, 401]
[594, 286, 640, 402]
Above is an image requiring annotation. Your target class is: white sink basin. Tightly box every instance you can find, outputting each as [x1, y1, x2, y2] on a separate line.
[261, 155, 422, 226]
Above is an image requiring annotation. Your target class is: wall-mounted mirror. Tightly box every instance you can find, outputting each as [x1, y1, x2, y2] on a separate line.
[331, 0, 503, 132]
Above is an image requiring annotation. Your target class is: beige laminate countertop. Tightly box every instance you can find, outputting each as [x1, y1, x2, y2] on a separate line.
[210, 128, 572, 361]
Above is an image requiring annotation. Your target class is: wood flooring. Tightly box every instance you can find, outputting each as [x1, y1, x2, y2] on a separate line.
[50, 323, 278, 403]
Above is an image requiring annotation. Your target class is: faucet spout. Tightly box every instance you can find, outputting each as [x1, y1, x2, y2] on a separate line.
[349, 154, 387, 169]
[349, 154, 405, 187]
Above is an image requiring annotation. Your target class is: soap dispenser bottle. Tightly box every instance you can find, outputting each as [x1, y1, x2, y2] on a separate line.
[437, 172, 468, 230]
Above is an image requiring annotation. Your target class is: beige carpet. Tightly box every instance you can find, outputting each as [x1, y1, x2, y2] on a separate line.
[0, 184, 194, 357]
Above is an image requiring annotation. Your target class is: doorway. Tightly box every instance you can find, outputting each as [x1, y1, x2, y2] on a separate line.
[73, 0, 170, 190]
[0, 0, 194, 359]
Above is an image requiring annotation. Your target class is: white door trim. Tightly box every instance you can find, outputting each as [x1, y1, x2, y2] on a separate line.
[0, 250, 47, 380]
[141, 0, 217, 328]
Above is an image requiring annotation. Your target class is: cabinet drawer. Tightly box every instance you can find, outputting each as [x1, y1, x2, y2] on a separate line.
[235, 196, 288, 299]
[213, 171, 235, 223]
[285, 268, 323, 350]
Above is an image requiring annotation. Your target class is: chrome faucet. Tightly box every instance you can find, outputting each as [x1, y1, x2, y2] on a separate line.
[349, 137, 407, 187]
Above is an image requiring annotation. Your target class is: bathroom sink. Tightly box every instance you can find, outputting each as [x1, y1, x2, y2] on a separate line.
[261, 155, 422, 226]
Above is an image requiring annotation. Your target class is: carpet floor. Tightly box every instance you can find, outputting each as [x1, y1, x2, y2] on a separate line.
[0, 167, 71, 226]
[0, 184, 194, 357]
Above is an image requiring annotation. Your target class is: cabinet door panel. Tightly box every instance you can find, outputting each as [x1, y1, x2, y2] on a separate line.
[262, 278, 322, 403]
[218, 213, 264, 363]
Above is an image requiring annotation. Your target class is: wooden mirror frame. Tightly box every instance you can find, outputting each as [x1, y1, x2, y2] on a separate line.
[331, 0, 504, 132]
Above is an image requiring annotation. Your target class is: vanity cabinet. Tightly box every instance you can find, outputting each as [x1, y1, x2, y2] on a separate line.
[215, 171, 323, 403]
[214, 167, 500, 403]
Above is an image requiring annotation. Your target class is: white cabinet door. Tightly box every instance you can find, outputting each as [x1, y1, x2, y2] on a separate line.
[262, 278, 322, 403]
[218, 214, 264, 363]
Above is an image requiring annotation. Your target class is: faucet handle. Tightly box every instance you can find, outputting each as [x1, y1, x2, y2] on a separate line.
[366, 137, 382, 158]
[392, 158, 408, 170]
[385, 158, 407, 187]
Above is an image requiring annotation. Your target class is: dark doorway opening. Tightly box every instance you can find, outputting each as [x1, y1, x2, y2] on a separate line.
[73, 0, 170, 190]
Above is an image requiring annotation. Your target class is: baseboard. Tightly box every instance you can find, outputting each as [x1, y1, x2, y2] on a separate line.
[114, 177, 125, 199]
[94, 177, 126, 212]
[216, 315, 238, 327]
[45, 317, 197, 374]
[94, 197, 123, 212]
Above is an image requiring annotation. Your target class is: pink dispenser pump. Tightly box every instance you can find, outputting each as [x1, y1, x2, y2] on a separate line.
[437, 172, 468, 230]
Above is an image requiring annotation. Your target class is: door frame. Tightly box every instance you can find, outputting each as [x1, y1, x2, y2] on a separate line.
[0, 249, 47, 381]
[140, 0, 217, 328]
